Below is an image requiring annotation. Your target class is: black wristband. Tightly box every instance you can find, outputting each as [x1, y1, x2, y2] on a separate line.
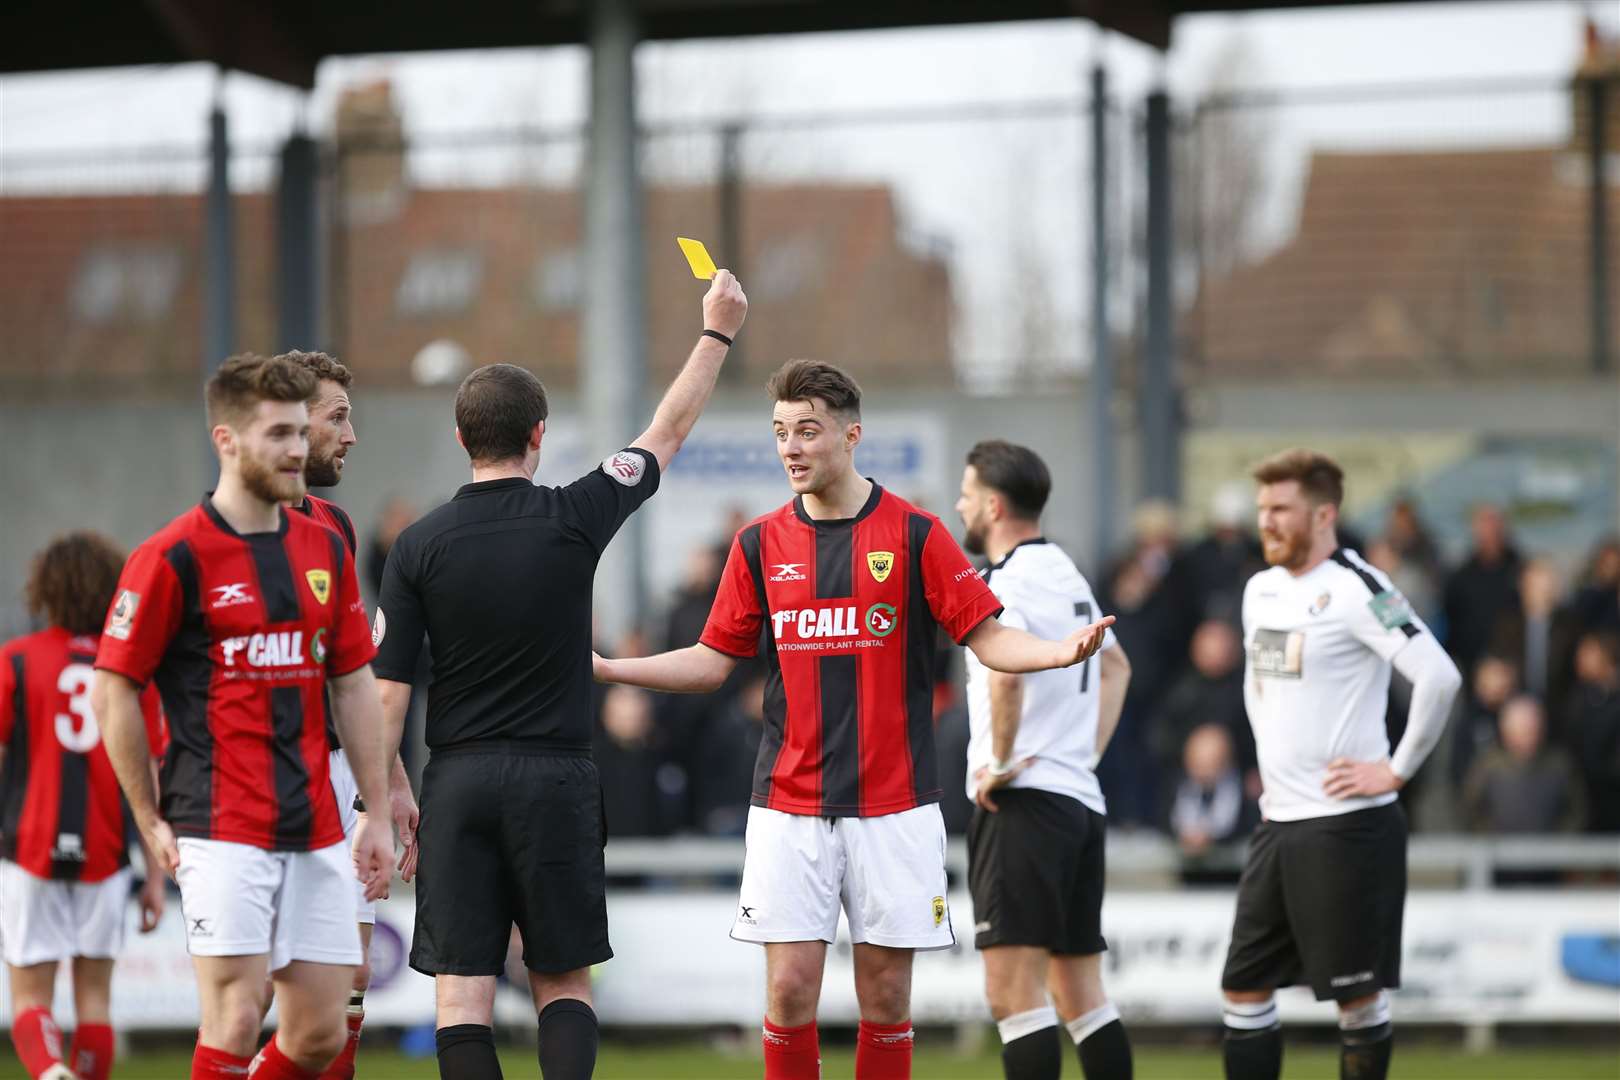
[701, 328, 733, 347]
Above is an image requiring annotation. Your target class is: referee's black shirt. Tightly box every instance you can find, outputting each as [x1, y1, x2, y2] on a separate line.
[371, 447, 660, 751]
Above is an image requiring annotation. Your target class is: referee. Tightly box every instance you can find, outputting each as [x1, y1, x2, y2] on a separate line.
[373, 271, 747, 1080]
[1221, 450, 1460, 1080]
[955, 441, 1134, 1080]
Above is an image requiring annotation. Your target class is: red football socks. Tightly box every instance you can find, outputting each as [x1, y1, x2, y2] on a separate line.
[249, 1035, 319, 1079]
[11, 1007, 65, 1077]
[192, 1042, 254, 1079]
[762, 1017, 821, 1080]
[317, 1009, 364, 1080]
[69, 1022, 116, 1080]
[856, 1019, 914, 1080]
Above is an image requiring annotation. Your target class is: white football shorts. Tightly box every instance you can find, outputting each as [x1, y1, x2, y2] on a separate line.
[175, 838, 362, 970]
[732, 803, 953, 950]
[0, 861, 132, 966]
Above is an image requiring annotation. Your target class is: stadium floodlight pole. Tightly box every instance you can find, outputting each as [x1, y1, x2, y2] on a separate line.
[204, 68, 237, 379]
[582, 0, 649, 644]
[1088, 57, 1117, 568]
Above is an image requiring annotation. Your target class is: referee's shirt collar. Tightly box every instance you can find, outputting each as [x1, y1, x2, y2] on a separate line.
[454, 476, 533, 500]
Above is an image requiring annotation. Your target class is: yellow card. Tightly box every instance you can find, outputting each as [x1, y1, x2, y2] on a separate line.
[676, 237, 718, 280]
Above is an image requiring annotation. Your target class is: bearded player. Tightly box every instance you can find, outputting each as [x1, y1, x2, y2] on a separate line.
[1221, 450, 1460, 1080]
[596, 360, 1113, 1080]
[279, 349, 419, 1080]
[93, 352, 395, 1080]
[1, 533, 167, 1080]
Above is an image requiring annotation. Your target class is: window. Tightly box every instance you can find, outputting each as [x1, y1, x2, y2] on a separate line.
[70, 248, 182, 325]
[530, 249, 581, 311]
[396, 250, 483, 316]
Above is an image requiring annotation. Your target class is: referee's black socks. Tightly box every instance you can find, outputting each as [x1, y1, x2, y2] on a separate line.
[436, 1024, 502, 1080]
[537, 997, 600, 1080]
[1338, 992, 1393, 1080]
[1222, 998, 1282, 1080]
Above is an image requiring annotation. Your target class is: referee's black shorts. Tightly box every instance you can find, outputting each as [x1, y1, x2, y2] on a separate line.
[967, 787, 1107, 955]
[1221, 801, 1406, 1003]
[410, 746, 612, 977]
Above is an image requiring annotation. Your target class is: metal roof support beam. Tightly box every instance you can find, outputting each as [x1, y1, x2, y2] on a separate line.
[582, 0, 649, 645]
[204, 95, 236, 377]
[1139, 88, 1180, 503]
[1088, 62, 1117, 567]
[276, 132, 322, 352]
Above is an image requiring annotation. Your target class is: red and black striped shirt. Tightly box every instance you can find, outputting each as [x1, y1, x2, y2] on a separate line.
[291, 493, 358, 750]
[0, 628, 165, 881]
[700, 485, 1002, 817]
[95, 499, 375, 851]
[293, 494, 357, 558]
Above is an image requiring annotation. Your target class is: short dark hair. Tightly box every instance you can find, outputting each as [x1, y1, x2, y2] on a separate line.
[766, 360, 861, 422]
[206, 353, 319, 429]
[26, 532, 128, 636]
[455, 364, 549, 464]
[966, 440, 1051, 520]
[1252, 448, 1344, 508]
[277, 350, 353, 392]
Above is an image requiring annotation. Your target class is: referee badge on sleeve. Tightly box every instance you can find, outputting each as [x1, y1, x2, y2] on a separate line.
[602, 451, 646, 487]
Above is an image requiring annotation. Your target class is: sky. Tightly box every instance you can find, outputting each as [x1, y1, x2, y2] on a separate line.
[0, 0, 1609, 376]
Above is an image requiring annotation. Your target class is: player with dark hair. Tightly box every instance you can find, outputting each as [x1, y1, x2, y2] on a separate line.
[92, 352, 395, 1080]
[372, 272, 748, 1080]
[278, 349, 419, 1080]
[1, 533, 167, 1080]
[595, 361, 1114, 1080]
[955, 440, 1134, 1080]
[1221, 449, 1461, 1080]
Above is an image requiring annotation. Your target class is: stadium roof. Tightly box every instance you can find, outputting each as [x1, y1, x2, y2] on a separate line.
[4, 1, 1453, 88]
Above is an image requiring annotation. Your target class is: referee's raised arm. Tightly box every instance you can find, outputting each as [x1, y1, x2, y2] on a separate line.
[632, 268, 748, 472]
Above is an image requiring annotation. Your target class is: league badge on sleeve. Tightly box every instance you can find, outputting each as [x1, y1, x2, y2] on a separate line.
[1368, 589, 1414, 630]
[602, 451, 646, 487]
[106, 589, 139, 641]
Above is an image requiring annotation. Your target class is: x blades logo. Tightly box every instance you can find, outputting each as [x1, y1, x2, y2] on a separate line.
[770, 563, 806, 582]
[210, 583, 254, 609]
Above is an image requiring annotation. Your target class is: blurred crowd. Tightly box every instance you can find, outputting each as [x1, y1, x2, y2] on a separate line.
[362, 492, 1620, 862]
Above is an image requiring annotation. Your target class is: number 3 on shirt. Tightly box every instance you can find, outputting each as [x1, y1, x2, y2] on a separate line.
[1074, 601, 1093, 694]
[55, 662, 100, 753]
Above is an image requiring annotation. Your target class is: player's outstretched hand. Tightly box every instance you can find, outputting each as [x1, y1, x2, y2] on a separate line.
[1056, 616, 1115, 668]
[353, 814, 394, 902]
[973, 758, 1035, 813]
[138, 872, 165, 933]
[143, 819, 180, 881]
[703, 269, 748, 339]
[1323, 757, 1403, 800]
[592, 651, 612, 684]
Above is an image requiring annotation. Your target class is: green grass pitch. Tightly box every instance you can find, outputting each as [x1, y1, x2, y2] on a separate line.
[5, 1042, 1614, 1078]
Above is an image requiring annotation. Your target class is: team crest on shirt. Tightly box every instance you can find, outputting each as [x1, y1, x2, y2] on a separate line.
[106, 589, 139, 640]
[931, 896, 946, 927]
[1308, 591, 1332, 616]
[866, 551, 895, 583]
[305, 569, 332, 606]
